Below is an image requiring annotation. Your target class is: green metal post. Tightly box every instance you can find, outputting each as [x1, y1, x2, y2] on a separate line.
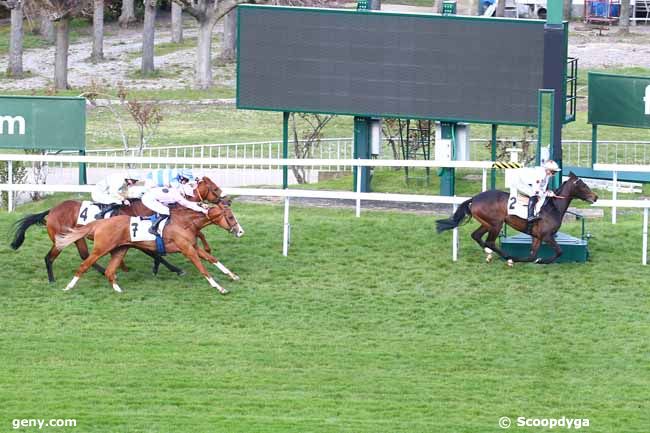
[591, 124, 598, 167]
[79, 150, 87, 185]
[283, 112, 289, 189]
[439, 122, 455, 196]
[490, 124, 497, 190]
[546, 0, 563, 25]
[353, 116, 372, 192]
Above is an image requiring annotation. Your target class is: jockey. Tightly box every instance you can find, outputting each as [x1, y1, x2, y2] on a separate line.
[513, 160, 561, 222]
[143, 168, 195, 197]
[141, 171, 207, 235]
[91, 170, 142, 218]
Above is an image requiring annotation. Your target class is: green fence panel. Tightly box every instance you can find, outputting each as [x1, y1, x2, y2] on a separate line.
[0, 95, 86, 151]
[588, 72, 650, 129]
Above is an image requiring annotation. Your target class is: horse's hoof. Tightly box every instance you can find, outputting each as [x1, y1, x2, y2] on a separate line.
[486, 254, 493, 263]
[177, 270, 186, 277]
[231, 274, 240, 281]
[507, 259, 514, 268]
[112, 283, 123, 293]
[218, 288, 230, 295]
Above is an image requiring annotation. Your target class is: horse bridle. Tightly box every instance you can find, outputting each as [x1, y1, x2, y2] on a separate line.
[205, 203, 238, 233]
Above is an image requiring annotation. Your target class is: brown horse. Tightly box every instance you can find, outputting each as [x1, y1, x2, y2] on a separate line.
[55, 201, 244, 294]
[436, 172, 598, 265]
[10, 177, 224, 282]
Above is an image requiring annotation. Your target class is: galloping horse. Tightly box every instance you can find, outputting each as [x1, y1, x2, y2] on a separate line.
[10, 177, 224, 282]
[436, 172, 598, 265]
[55, 201, 244, 294]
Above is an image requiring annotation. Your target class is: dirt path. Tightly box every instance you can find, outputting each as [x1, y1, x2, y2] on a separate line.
[1, 10, 649, 93]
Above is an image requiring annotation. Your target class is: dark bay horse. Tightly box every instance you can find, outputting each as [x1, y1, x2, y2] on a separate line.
[9, 177, 224, 282]
[55, 202, 244, 294]
[436, 172, 598, 265]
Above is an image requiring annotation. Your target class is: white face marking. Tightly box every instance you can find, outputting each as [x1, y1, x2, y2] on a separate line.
[234, 224, 245, 238]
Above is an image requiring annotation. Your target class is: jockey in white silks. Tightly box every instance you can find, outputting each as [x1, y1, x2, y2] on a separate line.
[141, 169, 206, 235]
[513, 160, 561, 222]
[91, 171, 142, 218]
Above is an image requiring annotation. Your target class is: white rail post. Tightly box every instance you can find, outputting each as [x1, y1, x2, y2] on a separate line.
[482, 168, 487, 192]
[7, 160, 13, 212]
[612, 170, 618, 224]
[452, 203, 458, 262]
[356, 161, 362, 218]
[643, 206, 648, 266]
[283, 196, 290, 257]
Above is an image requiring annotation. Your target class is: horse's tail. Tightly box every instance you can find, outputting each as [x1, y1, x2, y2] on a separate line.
[10, 210, 50, 250]
[436, 199, 473, 233]
[55, 223, 96, 251]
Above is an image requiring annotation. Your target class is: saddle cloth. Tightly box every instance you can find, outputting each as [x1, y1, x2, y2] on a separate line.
[129, 217, 169, 242]
[507, 189, 544, 219]
[77, 201, 114, 226]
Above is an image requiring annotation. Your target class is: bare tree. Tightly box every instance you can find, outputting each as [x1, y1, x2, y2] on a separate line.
[142, 0, 157, 74]
[91, 0, 104, 62]
[381, 118, 404, 162]
[171, 1, 183, 43]
[173, 0, 246, 89]
[219, 6, 236, 62]
[290, 113, 334, 184]
[118, 0, 136, 27]
[1, 0, 24, 78]
[496, 0, 505, 16]
[563, 0, 572, 21]
[619, 0, 630, 34]
[126, 100, 164, 153]
[32, 0, 90, 89]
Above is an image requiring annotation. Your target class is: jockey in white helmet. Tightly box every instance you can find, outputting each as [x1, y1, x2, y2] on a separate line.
[513, 160, 560, 222]
[91, 170, 142, 218]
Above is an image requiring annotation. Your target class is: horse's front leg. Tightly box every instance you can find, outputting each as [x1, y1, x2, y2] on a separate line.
[196, 248, 239, 281]
[534, 236, 563, 264]
[179, 244, 229, 295]
[197, 231, 212, 254]
[508, 237, 544, 264]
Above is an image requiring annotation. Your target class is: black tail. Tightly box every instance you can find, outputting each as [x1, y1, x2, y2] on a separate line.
[10, 210, 50, 250]
[436, 199, 472, 233]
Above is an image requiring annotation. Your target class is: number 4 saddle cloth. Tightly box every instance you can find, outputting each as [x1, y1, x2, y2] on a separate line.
[77, 201, 115, 226]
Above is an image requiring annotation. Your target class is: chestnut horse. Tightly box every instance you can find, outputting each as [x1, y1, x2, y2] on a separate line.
[55, 201, 244, 294]
[10, 177, 224, 282]
[436, 172, 598, 265]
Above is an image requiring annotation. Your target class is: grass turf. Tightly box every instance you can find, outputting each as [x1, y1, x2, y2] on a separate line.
[0, 199, 649, 432]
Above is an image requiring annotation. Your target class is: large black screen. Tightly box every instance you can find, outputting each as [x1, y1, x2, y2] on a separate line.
[237, 5, 550, 125]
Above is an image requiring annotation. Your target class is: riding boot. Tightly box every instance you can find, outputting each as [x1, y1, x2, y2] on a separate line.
[95, 203, 119, 220]
[149, 213, 168, 235]
[527, 196, 539, 222]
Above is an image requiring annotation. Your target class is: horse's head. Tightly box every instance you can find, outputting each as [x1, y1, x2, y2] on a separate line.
[206, 200, 244, 238]
[562, 172, 598, 204]
[193, 176, 224, 204]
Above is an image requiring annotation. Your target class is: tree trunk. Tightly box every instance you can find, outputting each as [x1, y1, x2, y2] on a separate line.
[220, 7, 236, 62]
[171, 2, 183, 43]
[195, 18, 216, 89]
[496, 0, 506, 17]
[7, 3, 24, 78]
[619, 0, 630, 34]
[119, 0, 137, 28]
[142, 0, 157, 75]
[39, 14, 55, 43]
[92, 0, 104, 63]
[54, 18, 70, 89]
[563, 0, 572, 21]
[432, 0, 443, 13]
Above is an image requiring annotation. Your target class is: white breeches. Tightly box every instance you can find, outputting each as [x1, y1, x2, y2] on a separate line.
[91, 191, 122, 205]
[141, 194, 170, 215]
